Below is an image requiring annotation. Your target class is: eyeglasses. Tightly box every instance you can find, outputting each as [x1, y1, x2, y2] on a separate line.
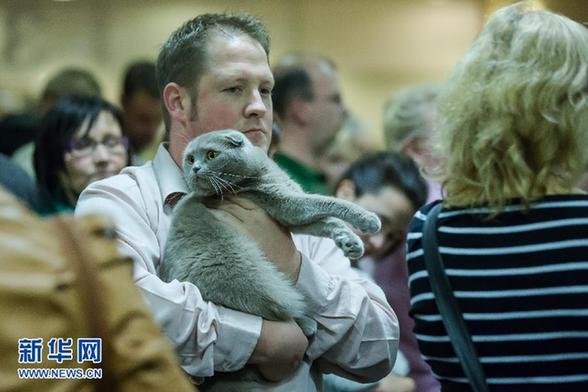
[68, 135, 128, 157]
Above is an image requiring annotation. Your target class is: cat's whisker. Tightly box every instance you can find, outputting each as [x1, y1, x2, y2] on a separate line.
[213, 175, 240, 195]
[209, 169, 259, 180]
[212, 175, 230, 194]
[211, 177, 224, 200]
[214, 175, 236, 197]
[206, 176, 223, 200]
[209, 175, 226, 200]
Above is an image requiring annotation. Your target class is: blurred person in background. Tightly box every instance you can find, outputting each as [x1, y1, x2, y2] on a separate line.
[333, 151, 434, 392]
[379, 85, 444, 392]
[272, 52, 348, 195]
[8, 67, 102, 178]
[121, 61, 163, 164]
[383, 83, 443, 203]
[34, 95, 128, 214]
[320, 115, 380, 192]
[407, 3, 588, 390]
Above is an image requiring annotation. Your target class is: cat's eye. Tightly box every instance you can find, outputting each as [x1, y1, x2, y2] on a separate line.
[186, 155, 195, 164]
[207, 151, 218, 160]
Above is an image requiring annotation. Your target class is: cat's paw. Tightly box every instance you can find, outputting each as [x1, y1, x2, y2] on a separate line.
[295, 316, 317, 337]
[335, 231, 364, 260]
[357, 211, 381, 234]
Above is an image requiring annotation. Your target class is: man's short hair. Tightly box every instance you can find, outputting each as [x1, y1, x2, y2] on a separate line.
[337, 151, 428, 212]
[41, 68, 102, 104]
[156, 13, 270, 130]
[122, 61, 159, 100]
[271, 53, 335, 120]
[272, 68, 314, 120]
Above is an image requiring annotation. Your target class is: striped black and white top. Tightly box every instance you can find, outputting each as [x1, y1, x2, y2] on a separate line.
[407, 195, 588, 391]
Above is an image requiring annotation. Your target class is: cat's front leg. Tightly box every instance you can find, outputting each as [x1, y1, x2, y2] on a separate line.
[253, 191, 381, 234]
[293, 217, 365, 260]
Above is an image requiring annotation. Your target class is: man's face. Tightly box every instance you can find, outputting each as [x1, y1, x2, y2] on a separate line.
[307, 64, 347, 153]
[353, 186, 415, 260]
[122, 90, 163, 152]
[186, 33, 274, 152]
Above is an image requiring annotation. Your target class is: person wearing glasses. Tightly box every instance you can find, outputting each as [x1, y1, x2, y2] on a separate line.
[34, 95, 129, 214]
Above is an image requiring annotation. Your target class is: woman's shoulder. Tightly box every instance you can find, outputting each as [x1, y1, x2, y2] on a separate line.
[408, 200, 442, 233]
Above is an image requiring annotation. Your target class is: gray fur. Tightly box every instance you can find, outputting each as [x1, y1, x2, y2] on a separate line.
[160, 129, 380, 390]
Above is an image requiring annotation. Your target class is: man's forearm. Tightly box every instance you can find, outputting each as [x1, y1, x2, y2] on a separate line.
[295, 252, 399, 381]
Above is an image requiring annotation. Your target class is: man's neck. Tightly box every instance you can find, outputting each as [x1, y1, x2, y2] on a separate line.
[168, 127, 189, 169]
[278, 125, 317, 170]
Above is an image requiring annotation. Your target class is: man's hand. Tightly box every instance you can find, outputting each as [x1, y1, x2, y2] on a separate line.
[248, 319, 308, 382]
[207, 196, 302, 280]
[370, 373, 416, 392]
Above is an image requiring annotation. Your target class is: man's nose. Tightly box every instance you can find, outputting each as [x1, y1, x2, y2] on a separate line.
[244, 90, 267, 117]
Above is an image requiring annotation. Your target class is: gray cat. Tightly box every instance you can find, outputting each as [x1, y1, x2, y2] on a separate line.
[160, 129, 380, 391]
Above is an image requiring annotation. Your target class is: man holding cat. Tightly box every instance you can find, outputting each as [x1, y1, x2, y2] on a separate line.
[76, 13, 398, 390]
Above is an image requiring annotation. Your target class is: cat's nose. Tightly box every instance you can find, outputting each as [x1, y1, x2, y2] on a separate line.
[192, 165, 201, 174]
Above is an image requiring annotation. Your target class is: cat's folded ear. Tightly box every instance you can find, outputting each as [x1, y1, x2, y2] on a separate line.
[225, 134, 244, 148]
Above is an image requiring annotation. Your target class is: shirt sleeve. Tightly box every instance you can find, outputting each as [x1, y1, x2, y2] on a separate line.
[75, 178, 262, 377]
[293, 235, 400, 383]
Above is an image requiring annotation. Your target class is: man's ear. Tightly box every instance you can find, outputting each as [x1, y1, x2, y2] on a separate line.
[288, 96, 311, 126]
[163, 82, 191, 125]
[335, 179, 356, 201]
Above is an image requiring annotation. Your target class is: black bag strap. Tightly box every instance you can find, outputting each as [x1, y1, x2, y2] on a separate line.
[422, 203, 490, 392]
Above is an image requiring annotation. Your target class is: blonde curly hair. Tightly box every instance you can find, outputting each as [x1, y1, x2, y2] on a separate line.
[439, 2, 588, 210]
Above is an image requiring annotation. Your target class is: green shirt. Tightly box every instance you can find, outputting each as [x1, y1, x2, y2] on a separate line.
[38, 191, 75, 216]
[274, 152, 331, 195]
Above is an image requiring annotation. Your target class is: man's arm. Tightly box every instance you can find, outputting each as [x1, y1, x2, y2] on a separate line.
[75, 179, 307, 379]
[294, 238, 399, 382]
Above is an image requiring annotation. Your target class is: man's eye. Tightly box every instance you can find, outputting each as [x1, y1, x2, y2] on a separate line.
[260, 88, 272, 96]
[224, 87, 242, 94]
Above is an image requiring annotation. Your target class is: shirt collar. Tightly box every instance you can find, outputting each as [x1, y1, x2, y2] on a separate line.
[152, 143, 188, 208]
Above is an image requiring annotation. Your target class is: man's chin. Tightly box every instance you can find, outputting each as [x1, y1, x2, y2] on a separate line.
[243, 130, 269, 151]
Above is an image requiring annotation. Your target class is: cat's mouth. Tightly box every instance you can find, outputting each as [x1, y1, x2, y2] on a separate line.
[189, 174, 229, 198]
